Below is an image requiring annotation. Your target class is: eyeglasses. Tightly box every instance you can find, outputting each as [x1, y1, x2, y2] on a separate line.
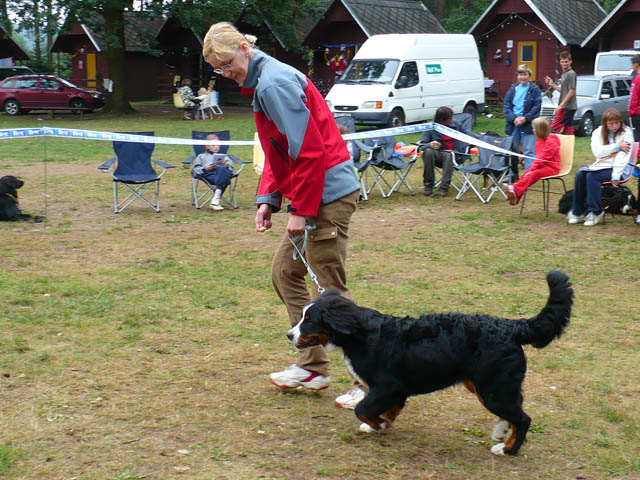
[213, 52, 237, 75]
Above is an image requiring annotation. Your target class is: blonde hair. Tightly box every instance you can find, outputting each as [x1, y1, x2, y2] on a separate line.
[532, 116, 550, 139]
[203, 22, 257, 64]
[516, 64, 532, 76]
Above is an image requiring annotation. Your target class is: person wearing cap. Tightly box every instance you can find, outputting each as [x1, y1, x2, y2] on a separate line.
[503, 64, 541, 178]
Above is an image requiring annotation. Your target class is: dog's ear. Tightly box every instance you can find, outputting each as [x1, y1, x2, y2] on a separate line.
[319, 292, 360, 335]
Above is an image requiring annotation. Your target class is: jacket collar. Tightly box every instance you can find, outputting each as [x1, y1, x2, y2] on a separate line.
[244, 49, 269, 89]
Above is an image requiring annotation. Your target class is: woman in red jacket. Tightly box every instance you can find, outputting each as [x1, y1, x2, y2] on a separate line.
[502, 117, 561, 205]
[203, 22, 364, 409]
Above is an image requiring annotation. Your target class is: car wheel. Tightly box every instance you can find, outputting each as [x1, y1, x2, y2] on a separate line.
[387, 108, 405, 128]
[4, 99, 20, 116]
[578, 112, 594, 137]
[70, 98, 86, 115]
[463, 103, 477, 127]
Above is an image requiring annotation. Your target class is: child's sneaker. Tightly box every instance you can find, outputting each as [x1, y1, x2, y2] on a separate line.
[210, 197, 224, 211]
[269, 364, 330, 390]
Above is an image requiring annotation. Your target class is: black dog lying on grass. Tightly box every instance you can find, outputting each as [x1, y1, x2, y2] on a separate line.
[0, 175, 44, 222]
[288, 271, 573, 457]
[558, 185, 636, 216]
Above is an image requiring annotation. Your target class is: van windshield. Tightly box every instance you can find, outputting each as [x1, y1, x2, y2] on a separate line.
[336, 59, 399, 84]
[596, 54, 633, 72]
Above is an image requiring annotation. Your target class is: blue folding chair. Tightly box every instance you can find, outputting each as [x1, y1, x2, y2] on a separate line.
[183, 130, 250, 209]
[454, 134, 513, 203]
[98, 132, 174, 213]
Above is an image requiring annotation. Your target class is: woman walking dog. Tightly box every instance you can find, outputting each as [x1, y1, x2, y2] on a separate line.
[202, 23, 365, 408]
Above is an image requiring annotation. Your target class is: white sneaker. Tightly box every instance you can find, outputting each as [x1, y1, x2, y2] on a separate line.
[583, 211, 604, 226]
[268, 364, 330, 391]
[567, 211, 584, 224]
[334, 386, 366, 410]
[210, 197, 224, 211]
[635, 214, 640, 225]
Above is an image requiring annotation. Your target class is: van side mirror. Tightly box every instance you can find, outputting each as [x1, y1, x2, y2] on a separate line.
[395, 75, 408, 89]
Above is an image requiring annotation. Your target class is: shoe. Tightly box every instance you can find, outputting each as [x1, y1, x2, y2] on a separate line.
[268, 364, 330, 391]
[502, 184, 518, 205]
[423, 186, 433, 196]
[183, 115, 192, 120]
[210, 197, 224, 211]
[567, 211, 584, 224]
[334, 386, 366, 410]
[583, 211, 604, 226]
[433, 188, 448, 197]
[635, 214, 640, 225]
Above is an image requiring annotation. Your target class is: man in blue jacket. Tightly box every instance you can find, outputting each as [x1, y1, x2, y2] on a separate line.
[503, 65, 542, 178]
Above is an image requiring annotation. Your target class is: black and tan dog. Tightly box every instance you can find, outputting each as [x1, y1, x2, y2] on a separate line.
[288, 271, 573, 456]
[0, 175, 43, 222]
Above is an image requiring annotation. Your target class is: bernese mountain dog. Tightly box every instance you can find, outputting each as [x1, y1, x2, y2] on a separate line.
[288, 270, 573, 456]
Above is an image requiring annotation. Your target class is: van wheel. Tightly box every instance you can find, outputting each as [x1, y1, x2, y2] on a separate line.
[577, 112, 594, 137]
[388, 108, 404, 127]
[463, 104, 477, 126]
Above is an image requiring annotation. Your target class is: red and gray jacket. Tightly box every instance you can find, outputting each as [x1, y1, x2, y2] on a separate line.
[246, 50, 360, 216]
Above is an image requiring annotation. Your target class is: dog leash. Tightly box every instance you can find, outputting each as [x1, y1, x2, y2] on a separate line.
[289, 222, 326, 295]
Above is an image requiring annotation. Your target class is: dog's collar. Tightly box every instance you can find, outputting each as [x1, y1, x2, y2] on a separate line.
[2, 192, 18, 200]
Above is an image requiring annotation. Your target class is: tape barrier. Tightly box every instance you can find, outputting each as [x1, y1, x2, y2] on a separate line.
[0, 123, 533, 160]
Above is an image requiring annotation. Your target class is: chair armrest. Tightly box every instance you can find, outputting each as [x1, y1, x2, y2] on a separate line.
[183, 154, 195, 166]
[99, 157, 115, 172]
[153, 160, 175, 169]
[227, 154, 252, 174]
[354, 140, 375, 153]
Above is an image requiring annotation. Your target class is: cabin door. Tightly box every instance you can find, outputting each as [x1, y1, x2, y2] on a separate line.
[518, 42, 537, 81]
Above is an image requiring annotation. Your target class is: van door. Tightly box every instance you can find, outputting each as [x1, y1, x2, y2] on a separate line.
[393, 61, 421, 123]
[518, 42, 537, 80]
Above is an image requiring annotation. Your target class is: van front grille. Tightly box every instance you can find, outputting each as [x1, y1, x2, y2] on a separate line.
[335, 105, 358, 111]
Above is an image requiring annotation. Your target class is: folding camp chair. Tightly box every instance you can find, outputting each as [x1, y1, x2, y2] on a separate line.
[439, 112, 475, 192]
[454, 134, 513, 203]
[356, 135, 416, 198]
[197, 91, 224, 120]
[183, 130, 251, 209]
[519, 134, 575, 217]
[98, 132, 174, 213]
[335, 116, 374, 200]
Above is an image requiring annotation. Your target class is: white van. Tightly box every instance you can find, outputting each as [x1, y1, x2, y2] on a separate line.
[594, 50, 638, 76]
[325, 34, 485, 127]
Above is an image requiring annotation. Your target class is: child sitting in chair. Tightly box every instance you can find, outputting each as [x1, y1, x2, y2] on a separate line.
[191, 133, 233, 210]
[502, 117, 560, 205]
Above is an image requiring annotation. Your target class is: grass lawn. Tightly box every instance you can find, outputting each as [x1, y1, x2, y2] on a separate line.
[0, 104, 639, 480]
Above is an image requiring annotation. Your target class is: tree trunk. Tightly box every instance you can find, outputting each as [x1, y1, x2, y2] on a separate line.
[430, 0, 446, 20]
[101, 7, 134, 114]
[45, 0, 54, 64]
[0, 0, 12, 35]
[33, 0, 42, 63]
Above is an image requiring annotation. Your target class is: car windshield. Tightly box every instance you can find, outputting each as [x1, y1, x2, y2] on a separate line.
[596, 54, 633, 72]
[576, 79, 600, 98]
[56, 77, 79, 88]
[336, 59, 399, 84]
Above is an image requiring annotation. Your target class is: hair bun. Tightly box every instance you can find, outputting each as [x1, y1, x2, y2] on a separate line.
[244, 34, 257, 47]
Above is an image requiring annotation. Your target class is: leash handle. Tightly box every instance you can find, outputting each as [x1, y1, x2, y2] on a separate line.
[289, 223, 325, 295]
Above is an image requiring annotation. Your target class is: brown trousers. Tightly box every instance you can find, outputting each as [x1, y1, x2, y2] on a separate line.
[271, 190, 359, 375]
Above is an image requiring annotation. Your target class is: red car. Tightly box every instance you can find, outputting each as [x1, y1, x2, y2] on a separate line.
[0, 74, 105, 115]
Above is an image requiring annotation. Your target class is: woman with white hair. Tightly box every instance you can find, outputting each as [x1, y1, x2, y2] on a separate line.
[202, 23, 364, 409]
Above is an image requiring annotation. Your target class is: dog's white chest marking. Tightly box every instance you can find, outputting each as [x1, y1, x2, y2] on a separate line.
[343, 355, 368, 390]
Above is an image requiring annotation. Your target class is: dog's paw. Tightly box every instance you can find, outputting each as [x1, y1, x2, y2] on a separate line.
[359, 422, 385, 433]
[491, 442, 506, 456]
[491, 420, 511, 442]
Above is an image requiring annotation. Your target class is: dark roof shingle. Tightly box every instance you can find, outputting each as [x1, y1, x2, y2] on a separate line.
[530, 0, 606, 45]
[344, 0, 445, 35]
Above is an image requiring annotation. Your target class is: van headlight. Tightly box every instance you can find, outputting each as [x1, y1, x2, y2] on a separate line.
[325, 99, 332, 109]
[362, 101, 383, 109]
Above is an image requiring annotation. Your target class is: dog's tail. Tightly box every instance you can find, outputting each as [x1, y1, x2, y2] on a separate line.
[515, 270, 573, 349]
